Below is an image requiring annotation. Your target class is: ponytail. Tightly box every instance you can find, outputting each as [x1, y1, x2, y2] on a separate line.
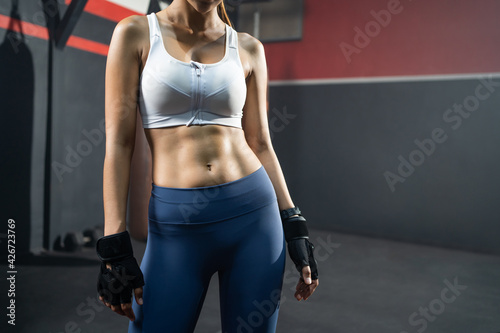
[217, 1, 232, 27]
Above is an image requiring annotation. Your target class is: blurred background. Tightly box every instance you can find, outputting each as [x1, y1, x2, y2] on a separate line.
[1, 0, 499, 332]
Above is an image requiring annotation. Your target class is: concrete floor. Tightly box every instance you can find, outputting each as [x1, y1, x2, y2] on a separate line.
[2, 229, 500, 333]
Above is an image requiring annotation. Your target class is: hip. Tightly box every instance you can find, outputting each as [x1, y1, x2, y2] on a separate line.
[148, 165, 279, 226]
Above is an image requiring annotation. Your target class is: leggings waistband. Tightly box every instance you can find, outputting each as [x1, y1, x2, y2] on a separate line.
[148, 166, 278, 224]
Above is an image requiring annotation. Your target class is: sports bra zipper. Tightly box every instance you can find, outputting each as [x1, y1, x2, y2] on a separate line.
[187, 62, 203, 126]
[195, 65, 201, 117]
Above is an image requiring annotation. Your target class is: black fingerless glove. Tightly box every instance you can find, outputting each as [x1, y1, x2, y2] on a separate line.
[281, 207, 319, 280]
[96, 231, 145, 305]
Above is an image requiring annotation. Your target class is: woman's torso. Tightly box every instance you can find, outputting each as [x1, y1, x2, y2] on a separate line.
[137, 12, 261, 188]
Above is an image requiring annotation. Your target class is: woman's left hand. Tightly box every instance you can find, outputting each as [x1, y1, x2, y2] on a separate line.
[294, 265, 319, 301]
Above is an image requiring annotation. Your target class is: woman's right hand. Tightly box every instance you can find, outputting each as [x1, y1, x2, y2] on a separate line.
[96, 231, 145, 321]
[98, 262, 144, 321]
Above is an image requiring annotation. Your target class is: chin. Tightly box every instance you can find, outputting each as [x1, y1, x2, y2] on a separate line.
[188, 0, 221, 13]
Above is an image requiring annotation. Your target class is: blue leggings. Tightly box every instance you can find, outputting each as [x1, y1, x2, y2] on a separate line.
[128, 166, 286, 333]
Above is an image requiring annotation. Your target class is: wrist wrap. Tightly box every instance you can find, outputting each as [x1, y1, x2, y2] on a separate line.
[282, 215, 309, 242]
[280, 207, 319, 280]
[95, 230, 145, 305]
[96, 230, 134, 262]
[280, 206, 302, 220]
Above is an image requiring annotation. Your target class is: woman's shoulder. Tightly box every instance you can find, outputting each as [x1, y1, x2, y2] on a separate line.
[107, 14, 150, 57]
[112, 14, 150, 42]
[236, 31, 265, 58]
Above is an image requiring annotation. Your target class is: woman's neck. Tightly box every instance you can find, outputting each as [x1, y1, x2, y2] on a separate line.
[164, 0, 223, 32]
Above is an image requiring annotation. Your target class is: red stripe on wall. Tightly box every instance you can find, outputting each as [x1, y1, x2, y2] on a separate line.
[67, 34, 109, 56]
[0, 13, 49, 40]
[264, 0, 500, 81]
[0, 14, 109, 56]
[65, 0, 141, 22]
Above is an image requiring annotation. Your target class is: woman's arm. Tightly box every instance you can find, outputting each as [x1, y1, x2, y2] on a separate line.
[241, 34, 319, 302]
[103, 16, 146, 236]
[127, 110, 152, 241]
[240, 35, 295, 211]
[100, 15, 149, 321]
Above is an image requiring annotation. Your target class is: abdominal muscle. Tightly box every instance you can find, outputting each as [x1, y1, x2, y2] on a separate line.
[144, 124, 262, 188]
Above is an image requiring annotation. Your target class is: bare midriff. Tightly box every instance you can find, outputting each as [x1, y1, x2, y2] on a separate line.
[144, 124, 262, 188]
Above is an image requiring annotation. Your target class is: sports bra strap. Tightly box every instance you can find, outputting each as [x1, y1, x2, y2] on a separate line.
[228, 25, 237, 49]
[147, 13, 161, 40]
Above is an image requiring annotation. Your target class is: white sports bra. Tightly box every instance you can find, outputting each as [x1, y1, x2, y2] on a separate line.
[138, 13, 247, 129]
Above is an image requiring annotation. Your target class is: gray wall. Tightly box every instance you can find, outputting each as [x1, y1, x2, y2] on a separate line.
[49, 45, 107, 250]
[1, 1, 45, 256]
[270, 77, 500, 254]
[0, 1, 113, 254]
